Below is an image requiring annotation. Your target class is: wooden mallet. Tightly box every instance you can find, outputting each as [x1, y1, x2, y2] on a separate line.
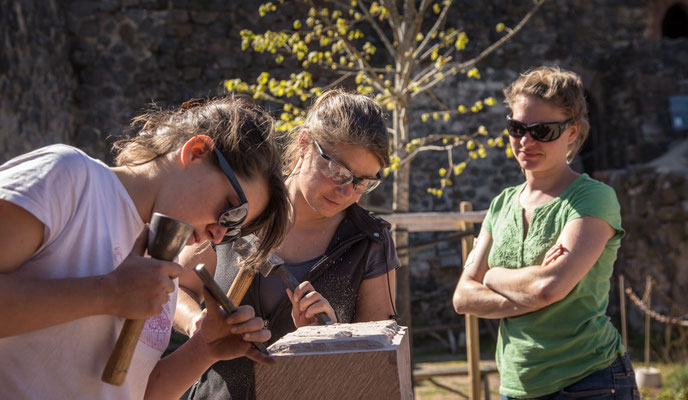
[102, 212, 193, 386]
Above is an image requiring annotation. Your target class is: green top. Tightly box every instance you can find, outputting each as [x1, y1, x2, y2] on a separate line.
[483, 173, 625, 398]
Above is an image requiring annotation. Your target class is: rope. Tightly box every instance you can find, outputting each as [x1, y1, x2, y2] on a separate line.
[624, 277, 688, 327]
[650, 276, 687, 315]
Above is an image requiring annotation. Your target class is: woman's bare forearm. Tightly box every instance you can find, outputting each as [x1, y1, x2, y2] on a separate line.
[453, 276, 539, 319]
[0, 275, 113, 337]
[173, 287, 204, 336]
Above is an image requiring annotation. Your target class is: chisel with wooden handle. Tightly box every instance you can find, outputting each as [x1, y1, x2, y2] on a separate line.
[194, 263, 269, 355]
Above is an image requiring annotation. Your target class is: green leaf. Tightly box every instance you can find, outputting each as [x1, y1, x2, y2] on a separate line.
[455, 32, 468, 50]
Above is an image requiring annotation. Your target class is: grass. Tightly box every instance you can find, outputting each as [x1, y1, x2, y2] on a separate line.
[413, 358, 500, 400]
[412, 356, 687, 400]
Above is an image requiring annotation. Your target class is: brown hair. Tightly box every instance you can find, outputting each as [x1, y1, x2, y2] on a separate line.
[283, 88, 390, 175]
[112, 96, 290, 262]
[503, 66, 590, 162]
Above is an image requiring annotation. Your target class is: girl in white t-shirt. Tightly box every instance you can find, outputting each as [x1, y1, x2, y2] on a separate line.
[0, 96, 290, 400]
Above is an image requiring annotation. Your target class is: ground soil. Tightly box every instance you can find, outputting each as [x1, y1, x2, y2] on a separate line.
[412, 358, 682, 399]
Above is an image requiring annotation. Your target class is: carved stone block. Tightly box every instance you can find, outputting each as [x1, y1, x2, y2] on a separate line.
[255, 320, 411, 400]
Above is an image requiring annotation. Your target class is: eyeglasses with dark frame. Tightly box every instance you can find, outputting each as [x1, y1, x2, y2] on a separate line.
[312, 139, 382, 195]
[212, 147, 249, 243]
[506, 115, 574, 143]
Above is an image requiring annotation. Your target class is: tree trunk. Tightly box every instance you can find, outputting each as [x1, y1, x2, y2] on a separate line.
[392, 96, 411, 328]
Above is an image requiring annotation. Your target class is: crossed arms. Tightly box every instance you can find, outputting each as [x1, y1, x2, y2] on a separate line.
[452, 216, 615, 319]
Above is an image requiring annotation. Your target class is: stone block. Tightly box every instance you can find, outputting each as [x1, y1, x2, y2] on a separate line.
[255, 320, 411, 400]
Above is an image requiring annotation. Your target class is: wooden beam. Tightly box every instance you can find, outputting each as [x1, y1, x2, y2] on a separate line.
[379, 211, 487, 232]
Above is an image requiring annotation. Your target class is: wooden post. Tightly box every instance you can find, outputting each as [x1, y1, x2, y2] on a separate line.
[644, 275, 652, 368]
[460, 201, 481, 400]
[619, 274, 628, 351]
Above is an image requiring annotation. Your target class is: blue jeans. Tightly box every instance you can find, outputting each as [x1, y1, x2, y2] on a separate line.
[500, 353, 640, 399]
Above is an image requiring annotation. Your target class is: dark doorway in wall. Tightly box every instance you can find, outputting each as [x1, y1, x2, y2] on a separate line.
[578, 92, 597, 173]
[578, 91, 621, 173]
[662, 4, 688, 38]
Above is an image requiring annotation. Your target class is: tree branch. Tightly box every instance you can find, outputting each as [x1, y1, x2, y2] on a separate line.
[355, 1, 397, 56]
[328, 0, 397, 56]
[418, 29, 459, 61]
[412, 0, 454, 59]
[397, 131, 480, 166]
[308, 0, 391, 95]
[380, 0, 403, 44]
[409, 0, 432, 45]
[322, 72, 355, 90]
[426, 89, 450, 111]
[393, 0, 426, 94]
[411, 0, 548, 98]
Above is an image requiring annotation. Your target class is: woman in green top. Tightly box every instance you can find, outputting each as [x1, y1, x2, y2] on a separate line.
[453, 66, 639, 399]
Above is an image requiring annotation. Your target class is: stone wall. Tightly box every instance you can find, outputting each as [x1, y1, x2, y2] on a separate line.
[0, 0, 315, 163]
[3, 0, 686, 166]
[0, 0, 75, 159]
[1, 0, 687, 332]
[409, 165, 688, 341]
[61, 0, 308, 162]
[596, 167, 688, 329]
[374, 0, 688, 330]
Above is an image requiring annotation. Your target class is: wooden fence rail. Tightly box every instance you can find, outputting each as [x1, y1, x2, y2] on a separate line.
[379, 210, 487, 232]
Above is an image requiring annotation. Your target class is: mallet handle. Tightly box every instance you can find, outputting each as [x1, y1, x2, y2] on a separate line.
[101, 319, 146, 386]
[102, 213, 193, 386]
[227, 268, 256, 306]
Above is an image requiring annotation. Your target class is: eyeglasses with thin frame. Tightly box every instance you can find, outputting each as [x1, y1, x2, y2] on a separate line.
[506, 115, 574, 142]
[312, 139, 382, 195]
[212, 147, 249, 243]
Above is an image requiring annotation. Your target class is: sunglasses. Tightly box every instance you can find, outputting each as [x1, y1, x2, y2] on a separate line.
[212, 147, 249, 244]
[506, 115, 574, 142]
[312, 140, 382, 195]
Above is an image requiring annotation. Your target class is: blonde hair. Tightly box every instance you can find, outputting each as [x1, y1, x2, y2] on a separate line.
[112, 96, 290, 261]
[504, 66, 589, 162]
[283, 89, 390, 175]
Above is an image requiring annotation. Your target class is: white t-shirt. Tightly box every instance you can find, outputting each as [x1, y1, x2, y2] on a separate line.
[0, 145, 178, 400]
